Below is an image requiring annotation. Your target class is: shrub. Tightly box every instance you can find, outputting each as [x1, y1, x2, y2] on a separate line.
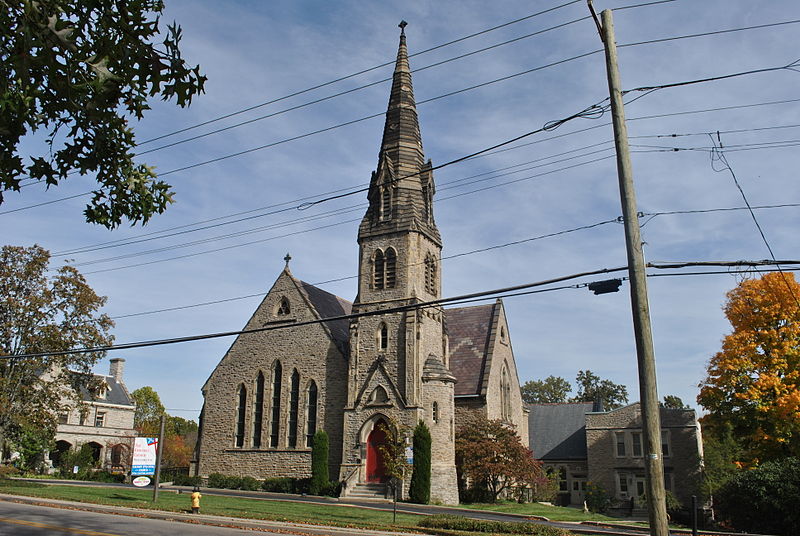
[309, 430, 329, 495]
[262, 477, 294, 493]
[418, 514, 571, 535]
[240, 476, 261, 491]
[715, 457, 800, 536]
[173, 474, 202, 487]
[584, 481, 612, 513]
[409, 420, 431, 504]
[0, 465, 19, 479]
[206, 473, 227, 489]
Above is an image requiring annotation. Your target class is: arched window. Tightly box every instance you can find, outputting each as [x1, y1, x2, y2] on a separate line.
[373, 249, 385, 289]
[369, 385, 389, 404]
[306, 381, 318, 448]
[269, 362, 282, 448]
[432, 401, 439, 423]
[385, 248, 397, 288]
[288, 369, 300, 448]
[500, 366, 512, 421]
[277, 297, 290, 316]
[235, 384, 247, 448]
[378, 322, 388, 351]
[253, 371, 265, 447]
[380, 187, 392, 220]
[425, 253, 437, 295]
[422, 183, 430, 222]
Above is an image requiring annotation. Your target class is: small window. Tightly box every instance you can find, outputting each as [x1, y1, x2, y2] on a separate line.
[373, 250, 385, 290]
[424, 254, 437, 295]
[632, 432, 643, 457]
[432, 401, 439, 423]
[94, 412, 105, 428]
[277, 297, 291, 316]
[615, 432, 626, 457]
[58, 413, 69, 425]
[558, 467, 568, 492]
[618, 472, 629, 494]
[385, 248, 397, 288]
[661, 430, 670, 457]
[369, 386, 389, 404]
[378, 323, 388, 351]
[500, 326, 506, 341]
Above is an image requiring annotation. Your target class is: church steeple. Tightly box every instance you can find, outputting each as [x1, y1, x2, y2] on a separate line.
[359, 22, 440, 246]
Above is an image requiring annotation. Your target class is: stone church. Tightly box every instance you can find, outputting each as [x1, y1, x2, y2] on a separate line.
[196, 25, 527, 505]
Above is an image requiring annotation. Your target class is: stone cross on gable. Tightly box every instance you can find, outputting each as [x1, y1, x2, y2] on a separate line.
[284, 253, 291, 268]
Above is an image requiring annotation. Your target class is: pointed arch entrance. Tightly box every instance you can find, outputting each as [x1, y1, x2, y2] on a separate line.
[366, 419, 389, 483]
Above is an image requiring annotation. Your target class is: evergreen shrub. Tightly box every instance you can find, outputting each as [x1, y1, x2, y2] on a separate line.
[409, 420, 431, 504]
[418, 514, 571, 535]
[309, 430, 329, 495]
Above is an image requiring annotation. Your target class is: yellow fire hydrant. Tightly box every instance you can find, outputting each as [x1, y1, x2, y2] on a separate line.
[190, 486, 202, 514]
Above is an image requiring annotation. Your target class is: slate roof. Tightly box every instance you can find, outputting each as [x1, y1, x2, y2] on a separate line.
[446, 303, 497, 396]
[298, 279, 352, 351]
[527, 402, 594, 460]
[75, 373, 134, 407]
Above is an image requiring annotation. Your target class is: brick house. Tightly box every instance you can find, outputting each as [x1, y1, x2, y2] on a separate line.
[48, 358, 137, 473]
[529, 402, 702, 510]
[195, 26, 527, 505]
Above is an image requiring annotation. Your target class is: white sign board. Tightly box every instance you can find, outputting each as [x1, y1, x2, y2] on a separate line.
[131, 437, 158, 476]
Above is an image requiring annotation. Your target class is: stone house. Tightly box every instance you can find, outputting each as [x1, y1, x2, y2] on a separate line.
[195, 26, 528, 505]
[528, 402, 703, 511]
[49, 358, 137, 472]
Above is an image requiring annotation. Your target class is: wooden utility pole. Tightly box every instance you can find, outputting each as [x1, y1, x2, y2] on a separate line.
[152, 415, 166, 502]
[595, 6, 669, 536]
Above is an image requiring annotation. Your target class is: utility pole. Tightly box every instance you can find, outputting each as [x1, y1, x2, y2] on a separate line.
[591, 5, 669, 536]
[152, 415, 166, 503]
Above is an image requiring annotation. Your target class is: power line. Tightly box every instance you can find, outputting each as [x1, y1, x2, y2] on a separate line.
[107, 202, 800, 319]
[11, 258, 800, 359]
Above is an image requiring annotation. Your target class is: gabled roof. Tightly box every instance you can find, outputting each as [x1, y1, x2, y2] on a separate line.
[76, 373, 134, 407]
[527, 402, 594, 460]
[297, 279, 352, 351]
[446, 302, 497, 396]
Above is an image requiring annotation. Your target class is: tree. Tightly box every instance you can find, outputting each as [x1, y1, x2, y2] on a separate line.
[520, 376, 571, 404]
[697, 272, 800, 462]
[376, 419, 410, 496]
[130, 386, 166, 434]
[714, 457, 800, 536]
[0, 245, 113, 459]
[455, 417, 547, 502]
[571, 370, 628, 410]
[408, 420, 431, 504]
[1, 0, 206, 228]
[661, 395, 690, 409]
[309, 430, 329, 495]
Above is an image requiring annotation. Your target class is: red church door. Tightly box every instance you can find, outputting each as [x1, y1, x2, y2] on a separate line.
[366, 423, 388, 483]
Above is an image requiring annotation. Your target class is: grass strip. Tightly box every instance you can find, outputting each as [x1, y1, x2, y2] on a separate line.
[0, 480, 422, 530]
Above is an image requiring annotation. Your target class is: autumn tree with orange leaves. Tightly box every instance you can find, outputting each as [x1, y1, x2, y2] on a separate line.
[697, 272, 800, 463]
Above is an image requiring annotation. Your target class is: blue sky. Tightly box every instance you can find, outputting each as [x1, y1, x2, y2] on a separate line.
[4, 0, 799, 424]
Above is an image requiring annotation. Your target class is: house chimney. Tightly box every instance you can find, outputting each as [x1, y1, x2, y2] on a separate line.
[109, 358, 125, 383]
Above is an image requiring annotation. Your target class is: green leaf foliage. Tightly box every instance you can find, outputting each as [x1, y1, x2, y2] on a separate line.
[418, 514, 572, 535]
[714, 457, 800, 536]
[309, 429, 329, 495]
[521, 376, 571, 404]
[1, 0, 206, 227]
[409, 420, 431, 504]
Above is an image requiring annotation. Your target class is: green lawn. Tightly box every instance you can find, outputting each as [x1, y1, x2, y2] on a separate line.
[0, 479, 422, 530]
[454, 500, 616, 522]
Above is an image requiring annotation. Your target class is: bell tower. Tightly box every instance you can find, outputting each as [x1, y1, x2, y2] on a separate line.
[340, 22, 458, 505]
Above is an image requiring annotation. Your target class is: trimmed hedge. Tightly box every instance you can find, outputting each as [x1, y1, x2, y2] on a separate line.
[418, 515, 572, 536]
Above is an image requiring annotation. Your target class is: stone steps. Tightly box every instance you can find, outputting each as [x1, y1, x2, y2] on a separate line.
[347, 482, 388, 500]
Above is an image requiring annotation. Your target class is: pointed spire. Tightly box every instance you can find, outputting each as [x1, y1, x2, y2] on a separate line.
[378, 21, 424, 180]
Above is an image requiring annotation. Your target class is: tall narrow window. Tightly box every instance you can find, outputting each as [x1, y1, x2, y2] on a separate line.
[422, 183, 430, 221]
[380, 187, 392, 220]
[432, 401, 439, 423]
[269, 362, 282, 448]
[424, 254, 437, 295]
[288, 369, 300, 448]
[385, 248, 397, 288]
[378, 322, 388, 351]
[632, 432, 643, 457]
[235, 384, 247, 448]
[306, 381, 318, 447]
[500, 367, 511, 420]
[373, 249, 385, 289]
[615, 432, 626, 457]
[661, 430, 670, 457]
[253, 372, 265, 447]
